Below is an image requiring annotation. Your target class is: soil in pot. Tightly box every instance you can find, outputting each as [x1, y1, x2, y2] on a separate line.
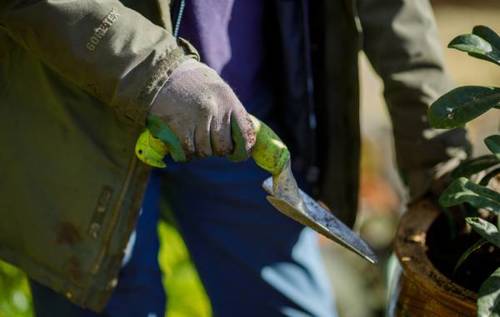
[426, 208, 500, 293]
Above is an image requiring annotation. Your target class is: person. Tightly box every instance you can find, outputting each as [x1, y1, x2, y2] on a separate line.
[0, 0, 470, 316]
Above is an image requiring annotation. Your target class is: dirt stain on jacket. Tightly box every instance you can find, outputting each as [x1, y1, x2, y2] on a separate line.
[56, 222, 82, 246]
[67, 256, 83, 284]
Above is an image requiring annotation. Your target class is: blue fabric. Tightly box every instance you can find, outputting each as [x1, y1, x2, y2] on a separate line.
[160, 155, 336, 317]
[180, 0, 269, 109]
[29, 177, 166, 317]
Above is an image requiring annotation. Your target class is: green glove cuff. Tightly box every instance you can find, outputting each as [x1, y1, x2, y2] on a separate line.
[147, 115, 186, 162]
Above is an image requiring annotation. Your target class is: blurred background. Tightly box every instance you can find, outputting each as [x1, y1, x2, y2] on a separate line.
[1, 1, 499, 316]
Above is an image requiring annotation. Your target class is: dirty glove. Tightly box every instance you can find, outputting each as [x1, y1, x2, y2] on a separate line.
[150, 59, 256, 162]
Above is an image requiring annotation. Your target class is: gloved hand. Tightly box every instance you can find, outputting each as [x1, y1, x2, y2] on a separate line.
[150, 59, 256, 161]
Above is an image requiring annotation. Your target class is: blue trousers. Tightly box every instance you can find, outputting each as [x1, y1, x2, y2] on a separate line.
[30, 158, 336, 317]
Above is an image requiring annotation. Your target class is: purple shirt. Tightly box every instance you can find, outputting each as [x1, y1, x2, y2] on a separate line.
[179, 1, 268, 110]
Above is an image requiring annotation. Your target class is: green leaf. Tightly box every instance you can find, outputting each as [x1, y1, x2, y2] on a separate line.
[472, 26, 500, 66]
[449, 26, 500, 66]
[428, 86, 500, 128]
[480, 167, 500, 187]
[454, 238, 487, 274]
[449, 34, 496, 63]
[473, 26, 500, 48]
[439, 177, 500, 213]
[466, 218, 500, 248]
[485, 135, 500, 159]
[451, 155, 500, 179]
[478, 267, 500, 317]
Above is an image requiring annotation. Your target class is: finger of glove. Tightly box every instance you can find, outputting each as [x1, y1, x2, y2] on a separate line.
[179, 129, 196, 160]
[227, 110, 256, 162]
[147, 115, 187, 163]
[194, 115, 213, 157]
[210, 111, 233, 156]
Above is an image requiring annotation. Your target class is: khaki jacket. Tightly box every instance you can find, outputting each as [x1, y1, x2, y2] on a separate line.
[0, 0, 191, 310]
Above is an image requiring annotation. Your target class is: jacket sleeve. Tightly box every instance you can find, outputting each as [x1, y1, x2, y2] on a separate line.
[0, 0, 197, 125]
[357, 0, 471, 201]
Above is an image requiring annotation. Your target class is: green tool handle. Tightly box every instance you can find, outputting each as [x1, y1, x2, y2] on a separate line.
[135, 115, 290, 176]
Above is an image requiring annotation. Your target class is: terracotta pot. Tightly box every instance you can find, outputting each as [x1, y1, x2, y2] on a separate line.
[393, 199, 476, 316]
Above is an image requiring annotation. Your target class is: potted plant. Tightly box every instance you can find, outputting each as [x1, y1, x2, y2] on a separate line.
[393, 25, 500, 316]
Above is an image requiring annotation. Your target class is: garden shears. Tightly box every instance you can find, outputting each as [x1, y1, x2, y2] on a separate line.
[135, 115, 377, 263]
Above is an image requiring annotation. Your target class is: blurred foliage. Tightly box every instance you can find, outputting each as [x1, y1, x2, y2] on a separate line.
[158, 220, 211, 317]
[0, 261, 32, 317]
[0, 220, 211, 317]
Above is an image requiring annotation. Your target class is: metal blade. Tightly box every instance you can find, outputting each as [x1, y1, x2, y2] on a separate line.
[263, 176, 377, 264]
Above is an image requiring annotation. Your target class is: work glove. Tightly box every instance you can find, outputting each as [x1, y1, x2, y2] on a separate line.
[150, 59, 256, 162]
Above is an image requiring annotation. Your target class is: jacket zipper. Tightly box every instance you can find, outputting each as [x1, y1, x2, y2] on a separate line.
[171, 0, 186, 38]
[301, 0, 320, 186]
